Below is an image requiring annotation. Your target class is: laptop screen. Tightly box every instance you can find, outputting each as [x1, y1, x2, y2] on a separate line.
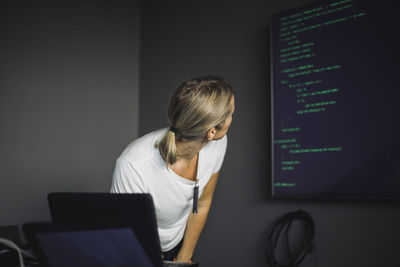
[35, 228, 152, 267]
[47, 193, 164, 267]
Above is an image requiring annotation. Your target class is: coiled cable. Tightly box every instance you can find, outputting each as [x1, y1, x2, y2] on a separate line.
[265, 209, 315, 267]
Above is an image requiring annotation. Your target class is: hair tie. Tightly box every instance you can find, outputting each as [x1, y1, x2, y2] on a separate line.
[169, 126, 178, 134]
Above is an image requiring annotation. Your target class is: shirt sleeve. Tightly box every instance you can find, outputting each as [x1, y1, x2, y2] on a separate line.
[110, 158, 147, 193]
[213, 135, 228, 174]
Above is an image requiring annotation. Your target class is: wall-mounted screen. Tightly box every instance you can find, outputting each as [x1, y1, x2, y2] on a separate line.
[270, 0, 400, 199]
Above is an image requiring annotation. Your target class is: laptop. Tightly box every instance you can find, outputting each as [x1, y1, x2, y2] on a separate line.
[23, 222, 153, 267]
[47, 192, 198, 267]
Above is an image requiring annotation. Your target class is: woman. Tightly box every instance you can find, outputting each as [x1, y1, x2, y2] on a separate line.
[111, 76, 235, 263]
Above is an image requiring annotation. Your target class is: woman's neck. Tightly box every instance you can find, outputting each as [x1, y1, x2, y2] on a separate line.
[169, 139, 207, 181]
[175, 138, 207, 161]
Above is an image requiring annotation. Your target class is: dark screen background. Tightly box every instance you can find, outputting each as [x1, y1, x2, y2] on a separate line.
[271, 0, 400, 198]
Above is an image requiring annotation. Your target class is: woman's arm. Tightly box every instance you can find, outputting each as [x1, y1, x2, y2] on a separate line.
[175, 172, 220, 263]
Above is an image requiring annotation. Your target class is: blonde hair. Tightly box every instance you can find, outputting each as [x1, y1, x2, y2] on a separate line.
[156, 76, 233, 165]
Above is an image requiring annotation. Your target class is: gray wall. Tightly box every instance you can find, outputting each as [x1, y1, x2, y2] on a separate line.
[0, 1, 140, 230]
[140, 1, 400, 266]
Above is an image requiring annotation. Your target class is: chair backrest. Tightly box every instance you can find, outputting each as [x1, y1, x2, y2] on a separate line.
[0, 225, 21, 246]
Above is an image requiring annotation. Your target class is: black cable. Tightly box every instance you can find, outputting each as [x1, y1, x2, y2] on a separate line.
[265, 209, 315, 267]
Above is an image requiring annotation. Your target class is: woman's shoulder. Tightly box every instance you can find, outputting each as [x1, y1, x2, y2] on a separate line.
[119, 128, 168, 165]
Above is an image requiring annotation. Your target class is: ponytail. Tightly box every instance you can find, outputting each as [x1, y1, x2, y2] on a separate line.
[157, 129, 179, 165]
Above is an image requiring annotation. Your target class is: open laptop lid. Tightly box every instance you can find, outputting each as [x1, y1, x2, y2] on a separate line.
[47, 192, 163, 267]
[23, 222, 153, 267]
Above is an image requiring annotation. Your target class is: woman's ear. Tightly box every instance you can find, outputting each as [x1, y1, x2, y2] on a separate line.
[207, 128, 216, 141]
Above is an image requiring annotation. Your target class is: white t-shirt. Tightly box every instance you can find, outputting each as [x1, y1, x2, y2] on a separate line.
[110, 128, 227, 251]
